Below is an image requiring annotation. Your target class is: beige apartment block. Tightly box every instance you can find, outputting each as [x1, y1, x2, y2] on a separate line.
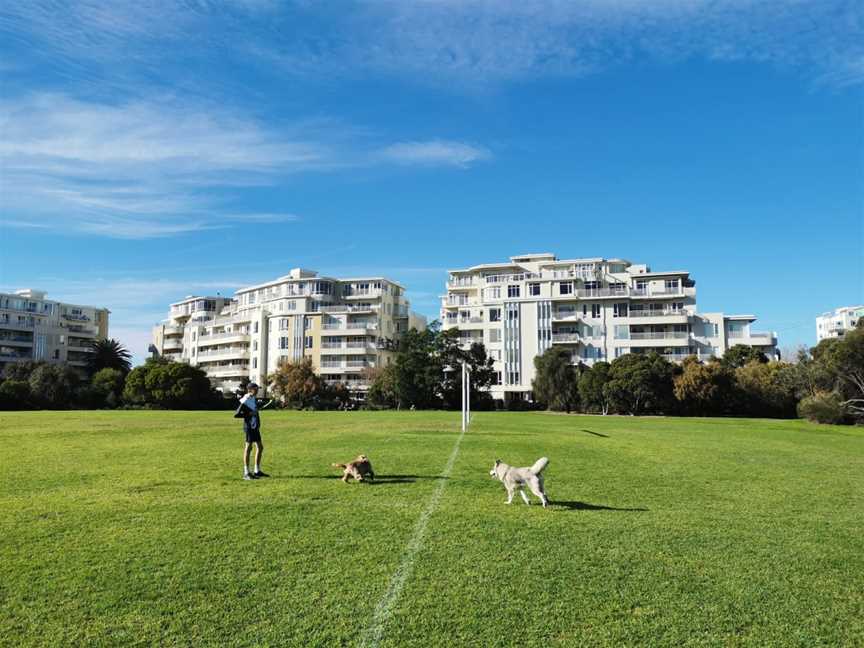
[0, 289, 110, 374]
[441, 253, 778, 403]
[816, 305, 864, 342]
[152, 269, 427, 396]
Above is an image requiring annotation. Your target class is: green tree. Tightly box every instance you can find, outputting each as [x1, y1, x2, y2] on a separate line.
[392, 325, 445, 409]
[813, 328, 864, 421]
[532, 347, 581, 412]
[2, 360, 42, 382]
[28, 364, 80, 409]
[267, 357, 326, 409]
[604, 352, 676, 415]
[366, 365, 399, 409]
[578, 361, 612, 415]
[123, 358, 216, 409]
[88, 338, 132, 375]
[0, 380, 32, 410]
[92, 367, 126, 408]
[673, 356, 736, 416]
[439, 330, 497, 411]
[734, 360, 797, 418]
[721, 344, 768, 369]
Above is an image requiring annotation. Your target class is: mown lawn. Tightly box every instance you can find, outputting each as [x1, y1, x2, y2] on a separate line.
[1, 411, 862, 647]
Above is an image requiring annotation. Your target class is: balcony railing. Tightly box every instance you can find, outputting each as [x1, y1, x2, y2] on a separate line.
[318, 304, 379, 314]
[629, 332, 689, 340]
[552, 333, 581, 343]
[198, 331, 250, 341]
[628, 310, 688, 319]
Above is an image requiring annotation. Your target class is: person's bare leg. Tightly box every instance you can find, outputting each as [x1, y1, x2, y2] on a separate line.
[243, 442, 252, 478]
[253, 441, 264, 474]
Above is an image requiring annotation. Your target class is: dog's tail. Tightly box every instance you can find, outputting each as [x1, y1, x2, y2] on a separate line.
[530, 457, 550, 475]
[331, 463, 347, 469]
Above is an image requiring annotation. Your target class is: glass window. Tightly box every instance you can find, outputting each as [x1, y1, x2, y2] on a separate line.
[528, 283, 541, 296]
[559, 282, 572, 295]
[507, 285, 520, 298]
[489, 308, 501, 322]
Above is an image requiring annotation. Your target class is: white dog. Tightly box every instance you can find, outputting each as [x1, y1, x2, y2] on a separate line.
[489, 457, 549, 507]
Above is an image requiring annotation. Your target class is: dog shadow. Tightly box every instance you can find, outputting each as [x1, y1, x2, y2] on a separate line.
[552, 500, 648, 512]
[580, 429, 610, 438]
[287, 474, 447, 485]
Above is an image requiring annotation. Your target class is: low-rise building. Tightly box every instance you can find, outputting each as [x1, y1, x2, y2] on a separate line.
[152, 268, 426, 395]
[816, 305, 864, 341]
[441, 253, 778, 404]
[0, 289, 110, 373]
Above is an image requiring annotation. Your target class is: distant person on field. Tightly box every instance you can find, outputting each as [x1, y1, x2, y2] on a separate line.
[235, 382, 272, 481]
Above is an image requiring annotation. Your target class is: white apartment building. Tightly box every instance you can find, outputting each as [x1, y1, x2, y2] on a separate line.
[152, 268, 426, 395]
[816, 305, 864, 342]
[441, 253, 778, 403]
[0, 289, 110, 374]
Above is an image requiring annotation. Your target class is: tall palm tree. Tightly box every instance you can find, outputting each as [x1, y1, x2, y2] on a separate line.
[88, 338, 132, 375]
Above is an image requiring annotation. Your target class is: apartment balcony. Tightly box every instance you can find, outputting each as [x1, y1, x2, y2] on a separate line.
[483, 272, 541, 284]
[457, 337, 483, 348]
[319, 360, 371, 373]
[164, 325, 185, 336]
[458, 316, 485, 329]
[320, 342, 379, 354]
[205, 364, 250, 378]
[62, 313, 91, 322]
[627, 332, 690, 347]
[197, 348, 249, 362]
[197, 332, 250, 346]
[627, 310, 690, 324]
[324, 378, 370, 390]
[442, 297, 481, 308]
[321, 322, 379, 335]
[574, 288, 629, 299]
[65, 325, 97, 335]
[0, 334, 33, 346]
[318, 304, 380, 314]
[551, 332, 582, 344]
[0, 320, 35, 331]
[343, 290, 383, 300]
[163, 338, 183, 352]
[0, 349, 32, 360]
[630, 287, 696, 299]
[447, 277, 479, 290]
[552, 309, 581, 321]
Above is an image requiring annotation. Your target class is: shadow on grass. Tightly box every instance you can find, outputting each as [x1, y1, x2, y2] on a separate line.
[553, 500, 648, 512]
[581, 429, 610, 438]
[285, 474, 448, 485]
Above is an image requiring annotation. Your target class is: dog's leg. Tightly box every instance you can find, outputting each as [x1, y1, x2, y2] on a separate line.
[529, 480, 548, 508]
[519, 489, 530, 505]
[506, 486, 514, 504]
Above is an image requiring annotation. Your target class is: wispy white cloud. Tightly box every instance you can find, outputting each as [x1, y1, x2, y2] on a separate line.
[4, 1, 860, 89]
[0, 94, 487, 237]
[379, 140, 491, 167]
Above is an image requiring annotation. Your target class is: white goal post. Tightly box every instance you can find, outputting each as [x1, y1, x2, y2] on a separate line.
[461, 361, 471, 432]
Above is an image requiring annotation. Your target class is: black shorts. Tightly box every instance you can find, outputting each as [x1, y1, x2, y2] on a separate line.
[244, 426, 262, 444]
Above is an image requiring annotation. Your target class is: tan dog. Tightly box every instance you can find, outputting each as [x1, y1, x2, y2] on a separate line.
[332, 455, 375, 482]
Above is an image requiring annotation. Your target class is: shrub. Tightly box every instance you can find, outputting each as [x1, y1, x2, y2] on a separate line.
[0, 380, 32, 410]
[798, 391, 849, 425]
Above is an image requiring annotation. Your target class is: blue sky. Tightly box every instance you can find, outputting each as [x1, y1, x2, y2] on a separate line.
[1, 0, 862, 365]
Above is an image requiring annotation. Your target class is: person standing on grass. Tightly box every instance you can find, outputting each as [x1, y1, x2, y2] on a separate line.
[235, 382, 272, 481]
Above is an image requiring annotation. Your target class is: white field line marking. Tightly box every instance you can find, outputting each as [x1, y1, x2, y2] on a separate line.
[360, 426, 466, 648]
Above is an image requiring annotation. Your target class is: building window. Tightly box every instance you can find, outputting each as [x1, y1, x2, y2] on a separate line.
[591, 304, 601, 318]
[528, 283, 541, 296]
[279, 337, 289, 349]
[489, 329, 501, 343]
[614, 325, 629, 339]
[253, 341, 258, 351]
[613, 303, 628, 318]
[489, 308, 501, 322]
[252, 358, 258, 369]
[486, 287, 501, 300]
[507, 285, 520, 298]
[305, 336, 313, 349]
[253, 322, 259, 333]
[559, 282, 572, 295]
[665, 279, 680, 291]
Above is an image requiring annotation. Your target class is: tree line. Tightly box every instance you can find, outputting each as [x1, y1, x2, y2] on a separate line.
[2, 323, 861, 425]
[531, 324, 864, 425]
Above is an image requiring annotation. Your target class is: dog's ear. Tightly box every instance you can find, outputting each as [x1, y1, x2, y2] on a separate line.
[495, 459, 501, 465]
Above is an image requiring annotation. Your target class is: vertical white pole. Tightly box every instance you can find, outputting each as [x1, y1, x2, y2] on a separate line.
[466, 364, 471, 425]
[461, 362, 467, 432]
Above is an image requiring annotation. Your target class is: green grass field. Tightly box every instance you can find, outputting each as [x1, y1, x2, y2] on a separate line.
[1, 411, 863, 647]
